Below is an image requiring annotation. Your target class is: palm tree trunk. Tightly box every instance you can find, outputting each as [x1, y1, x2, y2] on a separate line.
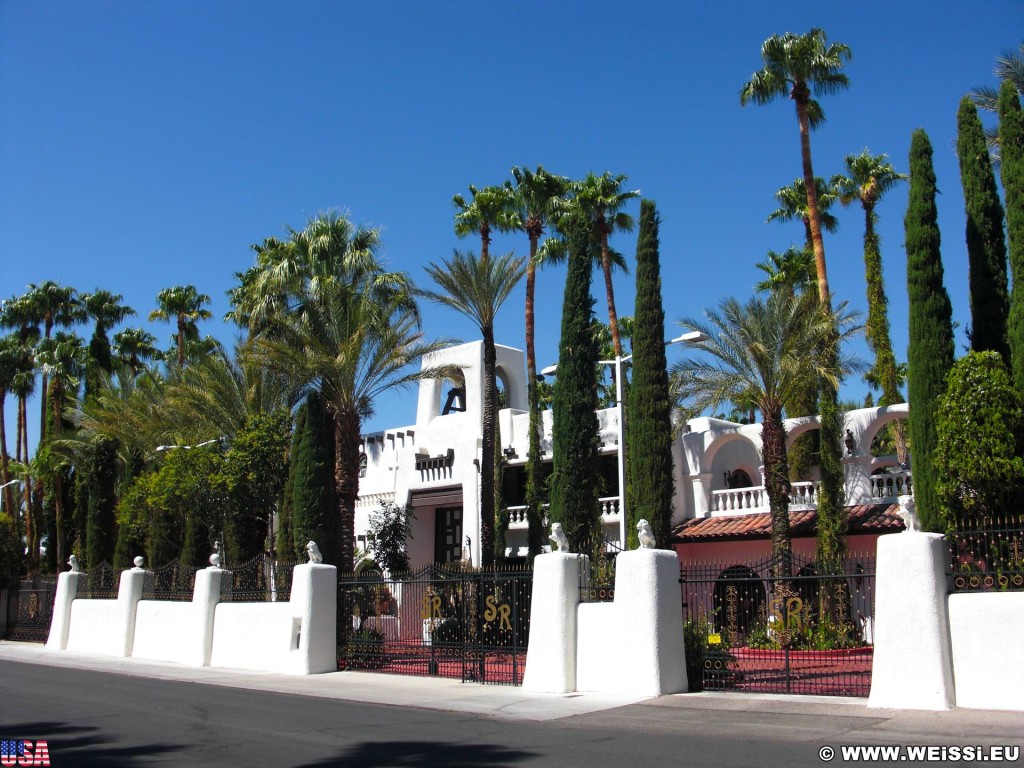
[52, 384, 65, 566]
[177, 316, 187, 367]
[795, 96, 831, 310]
[0, 392, 11, 513]
[332, 408, 361, 575]
[763, 407, 793, 579]
[600, 230, 624, 358]
[524, 235, 545, 556]
[480, 324, 497, 568]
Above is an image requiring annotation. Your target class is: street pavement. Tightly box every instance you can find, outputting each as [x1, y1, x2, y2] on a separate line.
[2, 640, 1023, 767]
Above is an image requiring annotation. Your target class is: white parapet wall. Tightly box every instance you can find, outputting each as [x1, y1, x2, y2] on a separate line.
[948, 592, 1024, 711]
[209, 562, 337, 675]
[45, 569, 84, 651]
[524, 548, 688, 696]
[522, 552, 583, 693]
[64, 566, 147, 658]
[577, 549, 688, 696]
[132, 567, 224, 667]
[868, 531, 955, 710]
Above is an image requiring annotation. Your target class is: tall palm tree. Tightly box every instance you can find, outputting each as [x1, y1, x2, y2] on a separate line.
[970, 41, 1024, 160]
[26, 282, 83, 442]
[566, 172, 640, 357]
[507, 165, 569, 555]
[0, 334, 19, 517]
[672, 292, 858, 577]
[113, 328, 160, 375]
[453, 185, 519, 264]
[834, 150, 909, 463]
[149, 285, 212, 368]
[35, 331, 86, 564]
[741, 28, 852, 308]
[254, 280, 447, 574]
[420, 251, 527, 566]
[755, 247, 816, 297]
[767, 177, 840, 250]
[81, 290, 136, 394]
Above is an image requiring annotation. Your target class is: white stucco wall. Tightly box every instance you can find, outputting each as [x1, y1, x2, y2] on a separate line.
[948, 592, 1024, 711]
[868, 532, 955, 710]
[522, 552, 583, 693]
[64, 567, 146, 658]
[131, 566, 223, 667]
[45, 570, 83, 650]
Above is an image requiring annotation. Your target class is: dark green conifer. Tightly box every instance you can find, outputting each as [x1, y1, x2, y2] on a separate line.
[290, 391, 340, 567]
[906, 129, 956, 532]
[85, 436, 119, 567]
[999, 81, 1024, 393]
[957, 96, 1010, 360]
[550, 211, 600, 552]
[626, 200, 674, 548]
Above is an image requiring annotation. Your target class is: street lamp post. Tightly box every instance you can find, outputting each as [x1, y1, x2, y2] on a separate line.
[0, 478, 19, 514]
[546, 330, 708, 550]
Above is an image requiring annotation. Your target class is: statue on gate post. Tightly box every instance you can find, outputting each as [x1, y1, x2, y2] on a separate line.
[549, 522, 571, 553]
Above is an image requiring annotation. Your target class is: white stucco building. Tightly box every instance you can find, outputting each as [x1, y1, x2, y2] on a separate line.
[354, 340, 910, 568]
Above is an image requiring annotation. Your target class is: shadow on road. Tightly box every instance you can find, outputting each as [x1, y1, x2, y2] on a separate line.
[293, 740, 539, 767]
[2, 721, 184, 767]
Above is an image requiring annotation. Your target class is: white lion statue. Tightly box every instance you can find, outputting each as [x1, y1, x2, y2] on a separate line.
[549, 522, 570, 553]
[306, 540, 323, 564]
[637, 519, 657, 549]
[67, 554, 81, 573]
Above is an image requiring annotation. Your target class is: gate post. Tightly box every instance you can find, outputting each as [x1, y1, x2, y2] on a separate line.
[522, 552, 584, 693]
[45, 568, 84, 651]
[868, 531, 954, 710]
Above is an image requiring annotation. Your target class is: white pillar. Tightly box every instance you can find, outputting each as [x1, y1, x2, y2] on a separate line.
[522, 552, 583, 693]
[868, 532, 955, 710]
[191, 566, 224, 666]
[45, 570, 84, 651]
[115, 566, 147, 657]
[288, 562, 338, 675]
[691, 473, 713, 517]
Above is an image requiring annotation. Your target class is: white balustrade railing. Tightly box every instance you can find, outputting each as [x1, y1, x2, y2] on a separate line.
[710, 481, 818, 515]
[506, 497, 621, 530]
[870, 471, 913, 499]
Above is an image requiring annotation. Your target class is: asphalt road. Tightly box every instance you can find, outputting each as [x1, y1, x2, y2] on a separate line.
[2, 660, 1023, 768]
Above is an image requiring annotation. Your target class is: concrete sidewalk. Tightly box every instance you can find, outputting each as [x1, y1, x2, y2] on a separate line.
[4, 640, 1024, 743]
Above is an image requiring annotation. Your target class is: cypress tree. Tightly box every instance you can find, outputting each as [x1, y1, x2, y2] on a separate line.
[85, 436, 119, 567]
[906, 129, 956, 532]
[550, 211, 600, 552]
[290, 391, 340, 567]
[626, 200, 674, 548]
[957, 96, 1010, 360]
[277, 403, 306, 562]
[999, 81, 1024, 394]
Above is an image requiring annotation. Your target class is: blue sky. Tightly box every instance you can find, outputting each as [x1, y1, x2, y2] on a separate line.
[1, 1, 1019, 445]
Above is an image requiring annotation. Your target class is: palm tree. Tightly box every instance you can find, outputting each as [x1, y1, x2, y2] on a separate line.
[969, 41, 1024, 160]
[149, 285, 212, 368]
[507, 165, 570, 555]
[453, 185, 519, 264]
[741, 28, 852, 308]
[566, 172, 640, 357]
[254, 280, 447, 574]
[767, 177, 840, 250]
[755, 247, 816, 297]
[420, 250, 527, 566]
[35, 331, 86, 564]
[834, 150, 909, 463]
[672, 292, 857, 577]
[82, 290, 136, 394]
[26, 282, 83, 442]
[113, 328, 160, 375]
[0, 334, 19, 517]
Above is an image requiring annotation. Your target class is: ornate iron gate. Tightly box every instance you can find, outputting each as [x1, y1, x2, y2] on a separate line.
[4, 573, 58, 642]
[340, 563, 531, 685]
[680, 553, 876, 697]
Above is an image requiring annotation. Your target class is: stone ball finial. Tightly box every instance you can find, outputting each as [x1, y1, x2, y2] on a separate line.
[549, 522, 570, 553]
[68, 554, 81, 573]
[306, 540, 323, 564]
[209, 553, 222, 568]
[133, 555, 145, 569]
[637, 519, 657, 549]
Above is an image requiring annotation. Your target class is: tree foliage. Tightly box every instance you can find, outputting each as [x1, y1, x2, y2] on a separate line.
[367, 501, 415, 574]
[999, 81, 1024, 394]
[905, 129, 956, 532]
[957, 96, 1010, 361]
[626, 200, 674, 548]
[934, 352, 1024, 530]
[550, 212, 600, 551]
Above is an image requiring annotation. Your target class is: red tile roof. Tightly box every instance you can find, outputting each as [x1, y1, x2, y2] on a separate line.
[672, 503, 903, 542]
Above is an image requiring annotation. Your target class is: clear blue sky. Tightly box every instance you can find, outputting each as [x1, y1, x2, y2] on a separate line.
[1, 1, 1020, 446]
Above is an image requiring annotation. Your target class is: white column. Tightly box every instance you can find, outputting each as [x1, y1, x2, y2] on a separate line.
[868, 532, 955, 710]
[45, 570, 84, 650]
[522, 552, 584, 693]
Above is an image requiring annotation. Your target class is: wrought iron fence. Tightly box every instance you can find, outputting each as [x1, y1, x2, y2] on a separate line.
[948, 509, 1024, 592]
[339, 562, 532, 685]
[679, 552, 876, 697]
[576, 537, 623, 602]
[222, 554, 298, 601]
[4, 573, 58, 642]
